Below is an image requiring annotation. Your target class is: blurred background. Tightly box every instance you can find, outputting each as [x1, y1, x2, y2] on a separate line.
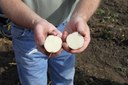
[0, 0, 128, 85]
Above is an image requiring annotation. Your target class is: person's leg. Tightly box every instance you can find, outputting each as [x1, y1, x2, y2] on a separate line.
[11, 23, 48, 85]
[48, 22, 76, 85]
[48, 51, 75, 85]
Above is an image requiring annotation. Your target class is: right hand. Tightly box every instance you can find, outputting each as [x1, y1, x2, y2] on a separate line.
[33, 19, 62, 57]
[62, 16, 91, 54]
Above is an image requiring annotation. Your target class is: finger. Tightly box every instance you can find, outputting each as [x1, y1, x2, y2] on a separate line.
[48, 48, 63, 58]
[48, 24, 62, 36]
[62, 42, 71, 52]
[34, 29, 46, 46]
[37, 44, 54, 57]
[70, 37, 91, 53]
[37, 45, 46, 54]
[49, 28, 62, 38]
[70, 46, 86, 54]
[55, 29, 62, 37]
[34, 35, 46, 52]
[77, 23, 87, 37]
[62, 31, 68, 42]
[48, 30, 58, 35]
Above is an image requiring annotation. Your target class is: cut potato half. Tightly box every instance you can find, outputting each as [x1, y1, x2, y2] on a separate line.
[44, 35, 62, 53]
[66, 32, 84, 49]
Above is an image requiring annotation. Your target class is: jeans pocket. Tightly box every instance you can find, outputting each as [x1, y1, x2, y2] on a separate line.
[11, 23, 27, 38]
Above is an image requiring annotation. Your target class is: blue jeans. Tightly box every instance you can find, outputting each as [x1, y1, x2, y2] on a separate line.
[11, 22, 75, 85]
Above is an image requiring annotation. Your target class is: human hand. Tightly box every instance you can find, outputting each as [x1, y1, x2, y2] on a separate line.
[33, 19, 62, 57]
[62, 16, 91, 53]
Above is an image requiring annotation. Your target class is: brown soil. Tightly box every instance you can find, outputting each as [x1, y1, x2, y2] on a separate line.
[0, 0, 128, 85]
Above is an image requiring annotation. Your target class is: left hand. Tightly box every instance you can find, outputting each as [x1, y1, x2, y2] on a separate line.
[33, 19, 62, 57]
[62, 16, 91, 54]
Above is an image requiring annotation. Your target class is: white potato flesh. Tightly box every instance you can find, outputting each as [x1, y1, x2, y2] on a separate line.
[66, 32, 84, 49]
[44, 35, 62, 53]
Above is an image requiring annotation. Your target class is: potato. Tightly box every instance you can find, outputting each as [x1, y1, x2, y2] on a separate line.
[44, 35, 62, 53]
[66, 32, 84, 49]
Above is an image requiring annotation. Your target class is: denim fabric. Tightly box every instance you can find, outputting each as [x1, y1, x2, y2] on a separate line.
[11, 22, 75, 85]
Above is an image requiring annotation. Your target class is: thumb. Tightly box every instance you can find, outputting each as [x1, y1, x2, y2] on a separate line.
[77, 23, 88, 37]
[35, 34, 46, 47]
[62, 31, 68, 42]
[56, 29, 62, 38]
[49, 29, 62, 38]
